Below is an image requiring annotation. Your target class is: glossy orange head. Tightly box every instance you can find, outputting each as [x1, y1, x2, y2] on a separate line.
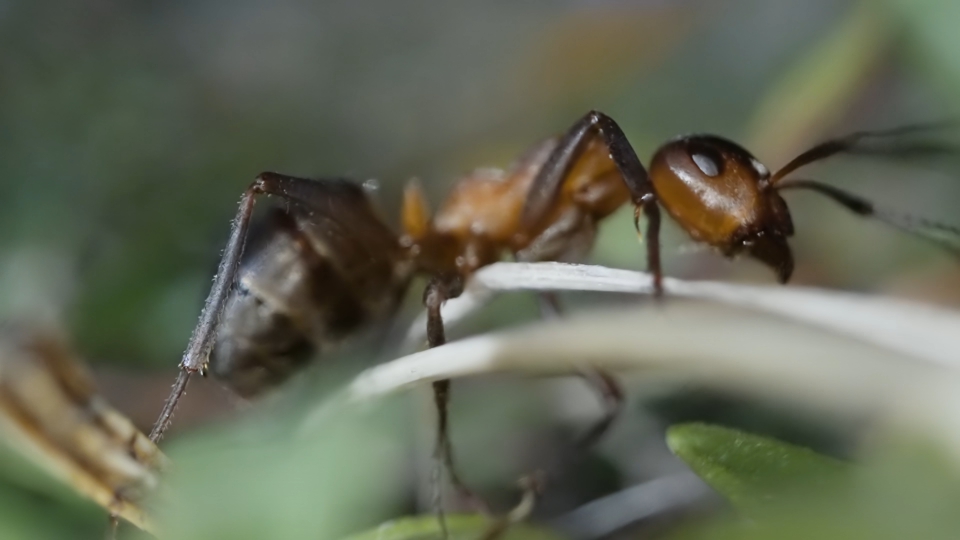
[649, 135, 794, 282]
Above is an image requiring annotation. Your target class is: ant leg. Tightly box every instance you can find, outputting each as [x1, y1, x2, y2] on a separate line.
[521, 111, 663, 295]
[534, 299, 624, 448]
[587, 110, 665, 295]
[423, 275, 487, 533]
[537, 293, 563, 320]
[534, 298, 624, 448]
[635, 202, 663, 296]
[776, 179, 960, 255]
[574, 368, 625, 450]
[522, 258, 567, 319]
[149, 173, 370, 442]
[429, 379, 451, 539]
[149, 183, 257, 442]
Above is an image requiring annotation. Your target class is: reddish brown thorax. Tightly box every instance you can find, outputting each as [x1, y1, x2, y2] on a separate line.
[401, 136, 631, 278]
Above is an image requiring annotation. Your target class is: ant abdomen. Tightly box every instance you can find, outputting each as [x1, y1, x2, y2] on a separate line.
[210, 297, 315, 398]
[210, 193, 411, 397]
[209, 213, 326, 397]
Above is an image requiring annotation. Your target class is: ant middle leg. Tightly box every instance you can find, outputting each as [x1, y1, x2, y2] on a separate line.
[423, 274, 488, 534]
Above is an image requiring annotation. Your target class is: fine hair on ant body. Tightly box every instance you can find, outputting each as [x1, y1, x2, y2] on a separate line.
[148, 110, 960, 529]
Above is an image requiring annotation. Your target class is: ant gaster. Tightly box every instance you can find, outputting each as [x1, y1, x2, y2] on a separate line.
[149, 110, 959, 513]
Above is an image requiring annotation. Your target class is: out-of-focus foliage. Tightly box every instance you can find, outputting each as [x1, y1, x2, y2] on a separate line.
[0, 444, 104, 538]
[668, 425, 960, 540]
[146, 396, 410, 540]
[745, 2, 889, 163]
[886, 0, 960, 95]
[341, 515, 564, 540]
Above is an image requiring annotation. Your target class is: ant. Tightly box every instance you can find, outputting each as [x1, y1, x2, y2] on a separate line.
[148, 110, 959, 526]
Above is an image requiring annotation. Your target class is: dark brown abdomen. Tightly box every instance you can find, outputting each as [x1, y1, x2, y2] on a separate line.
[210, 184, 411, 397]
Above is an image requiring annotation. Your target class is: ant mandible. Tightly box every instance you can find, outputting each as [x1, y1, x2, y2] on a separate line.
[148, 110, 959, 519]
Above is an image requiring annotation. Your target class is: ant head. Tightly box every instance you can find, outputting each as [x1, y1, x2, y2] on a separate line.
[649, 135, 795, 280]
[652, 134, 772, 189]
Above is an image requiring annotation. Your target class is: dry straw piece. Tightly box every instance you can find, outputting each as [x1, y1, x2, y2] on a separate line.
[0, 323, 167, 534]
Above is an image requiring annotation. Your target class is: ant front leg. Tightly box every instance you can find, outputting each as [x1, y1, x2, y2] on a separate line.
[521, 111, 664, 296]
[635, 199, 662, 296]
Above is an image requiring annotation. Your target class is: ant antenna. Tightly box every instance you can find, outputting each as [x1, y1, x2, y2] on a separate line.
[771, 121, 960, 184]
[776, 179, 960, 256]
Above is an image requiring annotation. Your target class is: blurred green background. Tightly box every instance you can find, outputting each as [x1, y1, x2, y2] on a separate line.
[0, 0, 959, 538]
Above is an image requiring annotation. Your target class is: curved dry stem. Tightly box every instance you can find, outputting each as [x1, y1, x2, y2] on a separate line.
[310, 273, 960, 459]
[403, 262, 960, 367]
[0, 324, 164, 535]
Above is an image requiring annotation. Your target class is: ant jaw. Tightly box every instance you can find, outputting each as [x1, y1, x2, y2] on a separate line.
[747, 231, 794, 284]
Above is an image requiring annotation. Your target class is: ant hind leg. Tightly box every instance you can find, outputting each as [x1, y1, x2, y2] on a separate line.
[575, 368, 625, 451]
[149, 173, 377, 443]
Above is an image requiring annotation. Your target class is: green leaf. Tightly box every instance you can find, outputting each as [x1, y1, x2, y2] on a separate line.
[152, 395, 413, 540]
[667, 436, 960, 540]
[666, 423, 848, 515]
[340, 515, 564, 540]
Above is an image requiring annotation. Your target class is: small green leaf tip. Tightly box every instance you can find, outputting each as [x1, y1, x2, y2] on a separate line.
[666, 423, 848, 515]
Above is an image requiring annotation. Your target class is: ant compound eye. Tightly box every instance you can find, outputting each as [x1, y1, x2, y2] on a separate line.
[692, 152, 720, 176]
[686, 140, 726, 177]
